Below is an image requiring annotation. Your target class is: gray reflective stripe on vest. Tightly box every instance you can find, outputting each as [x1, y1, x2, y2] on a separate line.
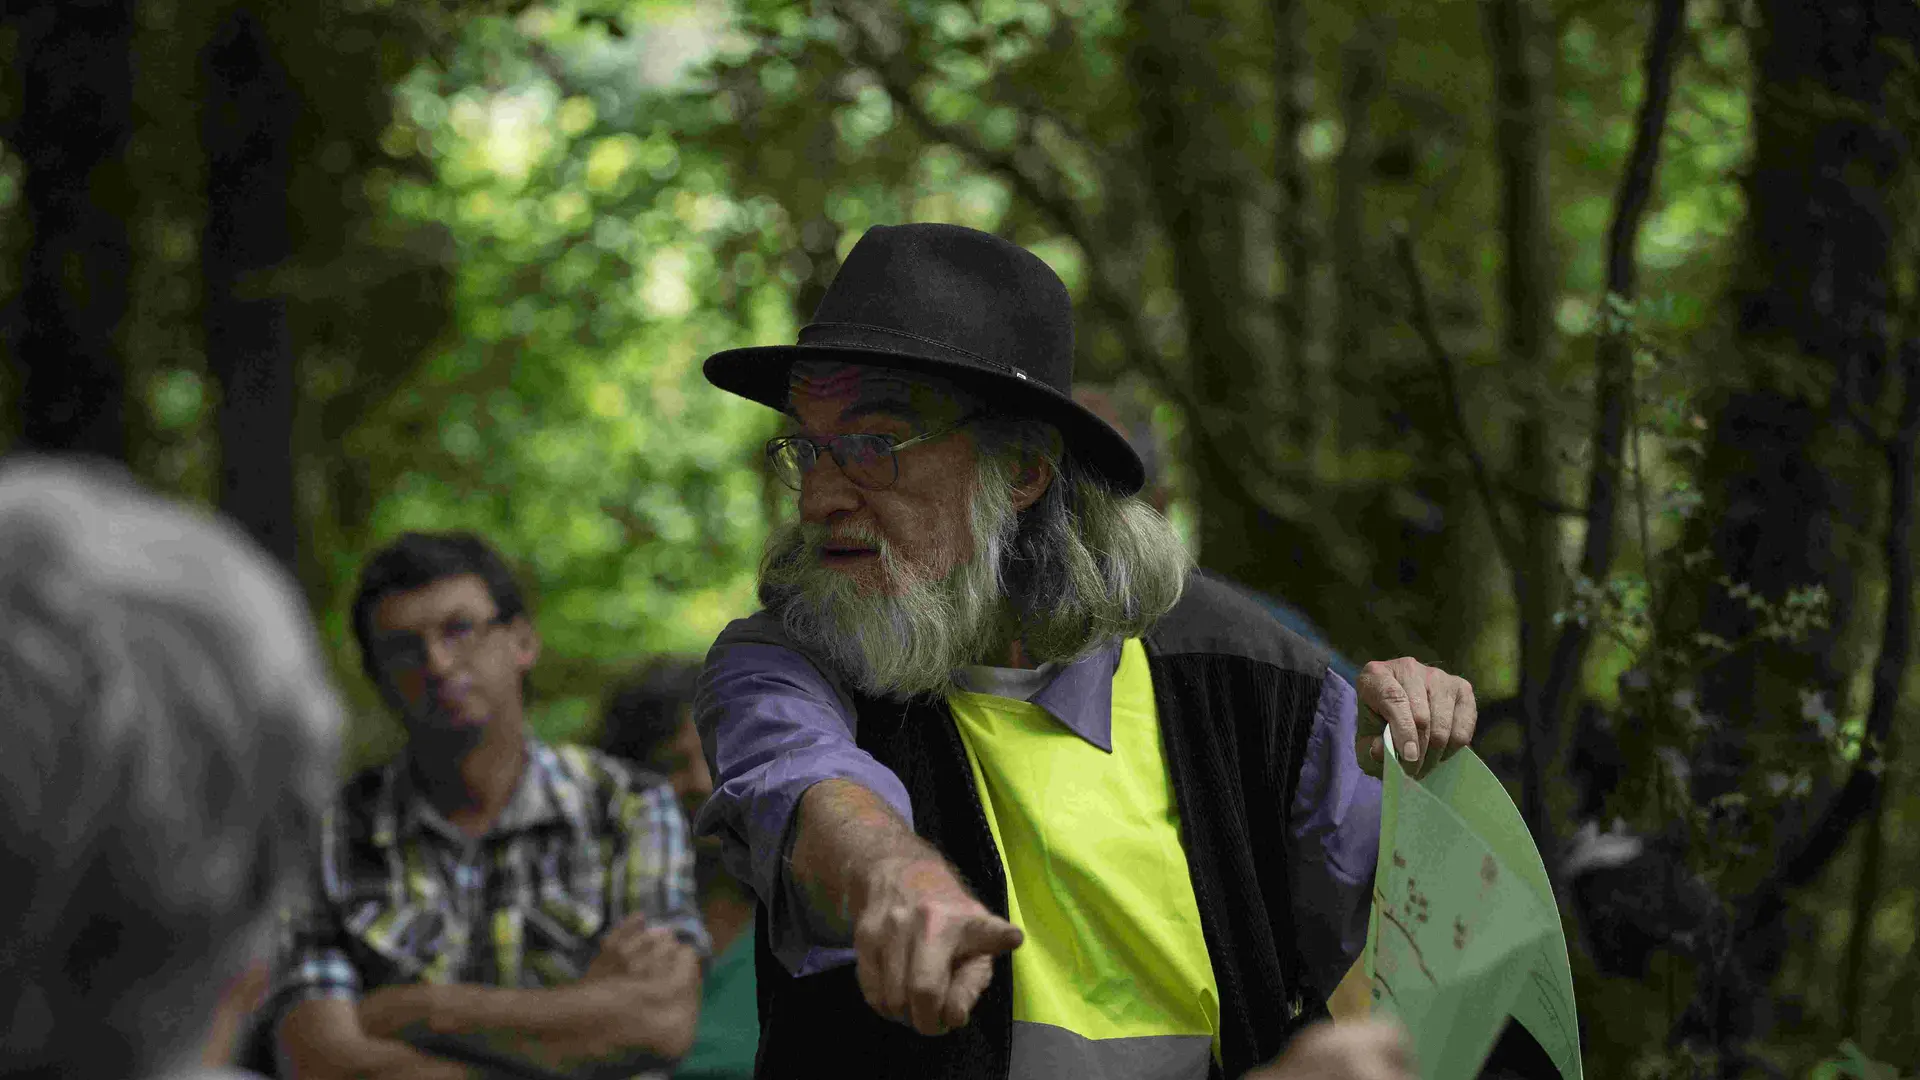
[1009, 1021, 1212, 1080]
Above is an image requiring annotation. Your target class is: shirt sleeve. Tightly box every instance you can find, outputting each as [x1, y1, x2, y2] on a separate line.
[612, 776, 712, 962]
[692, 613, 916, 976]
[1287, 668, 1383, 1002]
[263, 813, 362, 1018]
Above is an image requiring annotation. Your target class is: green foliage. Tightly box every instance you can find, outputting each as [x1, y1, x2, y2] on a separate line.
[309, 5, 804, 754]
[1811, 1042, 1914, 1080]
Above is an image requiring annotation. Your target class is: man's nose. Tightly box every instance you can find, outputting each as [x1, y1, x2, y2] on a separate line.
[797, 453, 862, 523]
[423, 635, 460, 678]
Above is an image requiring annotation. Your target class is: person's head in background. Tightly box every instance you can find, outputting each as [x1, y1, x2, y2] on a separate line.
[349, 531, 540, 764]
[0, 459, 342, 1079]
[1073, 378, 1174, 516]
[600, 656, 713, 824]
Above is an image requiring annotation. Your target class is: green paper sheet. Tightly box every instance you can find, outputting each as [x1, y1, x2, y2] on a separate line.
[1362, 744, 1583, 1079]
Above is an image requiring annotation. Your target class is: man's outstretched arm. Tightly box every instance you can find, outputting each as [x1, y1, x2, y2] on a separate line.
[787, 777, 1023, 1035]
[695, 614, 1023, 1033]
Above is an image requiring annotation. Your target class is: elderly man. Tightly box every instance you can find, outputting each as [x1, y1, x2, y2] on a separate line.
[269, 532, 707, 1080]
[695, 223, 1477, 1080]
[0, 460, 341, 1079]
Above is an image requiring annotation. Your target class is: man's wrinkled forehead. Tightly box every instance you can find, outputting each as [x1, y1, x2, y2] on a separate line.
[787, 361, 970, 425]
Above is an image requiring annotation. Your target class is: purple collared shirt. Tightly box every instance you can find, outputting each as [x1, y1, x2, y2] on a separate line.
[693, 611, 1382, 1000]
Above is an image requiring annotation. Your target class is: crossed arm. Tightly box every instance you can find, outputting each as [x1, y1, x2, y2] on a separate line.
[276, 915, 700, 1080]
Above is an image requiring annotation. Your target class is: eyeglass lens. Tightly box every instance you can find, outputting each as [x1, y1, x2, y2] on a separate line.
[772, 435, 898, 491]
[374, 614, 491, 671]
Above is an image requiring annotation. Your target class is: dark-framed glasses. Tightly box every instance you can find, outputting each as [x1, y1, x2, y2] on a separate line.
[765, 413, 981, 492]
[369, 612, 512, 673]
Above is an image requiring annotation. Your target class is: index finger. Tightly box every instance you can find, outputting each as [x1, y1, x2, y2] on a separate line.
[910, 913, 1021, 1036]
[954, 913, 1024, 960]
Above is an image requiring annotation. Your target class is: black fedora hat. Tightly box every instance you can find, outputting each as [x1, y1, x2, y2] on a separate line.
[703, 222, 1146, 495]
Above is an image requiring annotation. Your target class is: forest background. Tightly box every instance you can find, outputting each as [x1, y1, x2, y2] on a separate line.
[2, 0, 1918, 1076]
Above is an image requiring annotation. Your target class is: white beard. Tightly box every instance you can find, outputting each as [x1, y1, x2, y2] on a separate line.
[757, 477, 1018, 699]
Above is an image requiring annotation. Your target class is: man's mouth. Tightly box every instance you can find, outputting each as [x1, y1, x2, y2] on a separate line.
[820, 541, 880, 566]
[426, 688, 484, 728]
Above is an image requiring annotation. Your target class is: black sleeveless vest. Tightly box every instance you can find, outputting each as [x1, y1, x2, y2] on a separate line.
[751, 573, 1334, 1079]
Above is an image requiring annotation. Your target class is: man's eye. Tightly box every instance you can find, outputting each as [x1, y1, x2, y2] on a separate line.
[847, 437, 890, 463]
[376, 637, 425, 664]
[444, 617, 476, 638]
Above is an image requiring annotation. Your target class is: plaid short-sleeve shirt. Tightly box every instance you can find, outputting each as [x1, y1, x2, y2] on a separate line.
[269, 738, 708, 1011]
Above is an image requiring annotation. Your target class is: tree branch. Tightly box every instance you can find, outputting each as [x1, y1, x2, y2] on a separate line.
[1392, 230, 1523, 571]
[1498, 479, 1589, 518]
[1271, 0, 1314, 444]
[835, 11, 1104, 251]
[1535, 0, 1688, 848]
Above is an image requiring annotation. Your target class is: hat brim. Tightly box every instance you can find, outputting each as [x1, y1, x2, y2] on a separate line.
[703, 344, 1147, 496]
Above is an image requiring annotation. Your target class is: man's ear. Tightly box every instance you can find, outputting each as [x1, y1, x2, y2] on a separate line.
[510, 616, 542, 672]
[1008, 453, 1054, 513]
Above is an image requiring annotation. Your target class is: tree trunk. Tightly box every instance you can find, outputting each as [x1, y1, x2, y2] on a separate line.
[1689, 0, 1907, 766]
[1482, 0, 1561, 837]
[1124, 0, 1429, 660]
[1328, 32, 1374, 453]
[1671, 3, 1917, 1056]
[1270, 0, 1313, 450]
[1127, 0, 1264, 570]
[202, 10, 299, 571]
[9, 0, 135, 462]
[1328, 34, 1378, 411]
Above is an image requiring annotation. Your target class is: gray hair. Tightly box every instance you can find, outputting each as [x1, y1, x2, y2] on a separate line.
[972, 418, 1191, 664]
[0, 460, 342, 1078]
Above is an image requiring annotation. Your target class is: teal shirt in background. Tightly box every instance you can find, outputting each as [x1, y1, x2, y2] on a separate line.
[676, 932, 759, 1080]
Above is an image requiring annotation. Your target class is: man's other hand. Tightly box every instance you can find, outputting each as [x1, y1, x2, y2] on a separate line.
[1355, 657, 1477, 780]
[584, 913, 695, 983]
[1246, 1020, 1414, 1080]
[854, 854, 1024, 1037]
[280, 999, 479, 1080]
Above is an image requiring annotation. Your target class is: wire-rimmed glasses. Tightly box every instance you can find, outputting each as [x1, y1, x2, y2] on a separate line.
[368, 612, 512, 673]
[765, 413, 981, 491]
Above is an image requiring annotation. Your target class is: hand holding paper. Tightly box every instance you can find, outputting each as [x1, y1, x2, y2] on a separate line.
[1354, 658, 1479, 780]
[1362, 742, 1583, 1079]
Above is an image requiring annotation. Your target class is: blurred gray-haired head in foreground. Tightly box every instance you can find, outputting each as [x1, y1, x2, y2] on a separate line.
[0, 459, 342, 1079]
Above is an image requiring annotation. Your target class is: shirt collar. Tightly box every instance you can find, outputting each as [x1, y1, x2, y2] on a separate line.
[961, 640, 1122, 753]
[372, 738, 574, 847]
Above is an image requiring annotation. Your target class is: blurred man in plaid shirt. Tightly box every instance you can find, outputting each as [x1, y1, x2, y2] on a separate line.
[267, 532, 707, 1080]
